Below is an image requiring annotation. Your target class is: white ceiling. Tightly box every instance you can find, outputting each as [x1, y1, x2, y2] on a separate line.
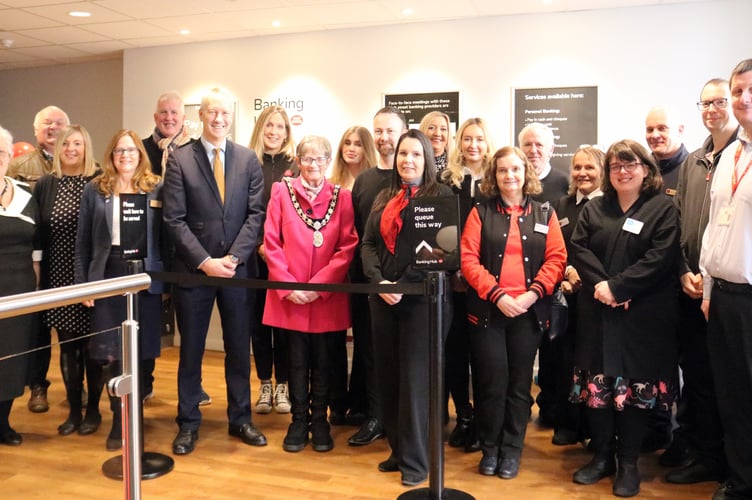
[0, 0, 704, 71]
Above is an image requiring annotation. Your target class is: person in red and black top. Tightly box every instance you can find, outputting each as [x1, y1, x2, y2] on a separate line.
[361, 129, 453, 487]
[461, 146, 566, 480]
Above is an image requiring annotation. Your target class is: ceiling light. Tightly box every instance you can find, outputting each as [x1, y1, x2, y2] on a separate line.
[68, 11, 91, 18]
[272, 20, 281, 28]
[180, 29, 190, 35]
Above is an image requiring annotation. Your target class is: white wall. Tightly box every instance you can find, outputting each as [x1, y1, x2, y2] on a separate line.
[123, 0, 750, 156]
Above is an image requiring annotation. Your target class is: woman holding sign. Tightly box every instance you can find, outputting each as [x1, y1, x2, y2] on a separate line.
[361, 129, 453, 487]
[75, 129, 165, 450]
[460, 146, 566, 480]
[568, 140, 680, 497]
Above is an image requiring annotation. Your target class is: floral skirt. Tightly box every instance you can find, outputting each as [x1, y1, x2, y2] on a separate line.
[569, 369, 678, 412]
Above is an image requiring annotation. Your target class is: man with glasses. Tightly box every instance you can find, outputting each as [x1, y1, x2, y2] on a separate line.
[164, 87, 266, 455]
[700, 58, 752, 500]
[645, 106, 689, 197]
[8, 105, 70, 415]
[662, 80, 738, 485]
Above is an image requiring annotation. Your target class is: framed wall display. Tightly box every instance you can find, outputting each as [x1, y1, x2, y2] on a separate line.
[513, 86, 597, 174]
[384, 91, 460, 134]
[184, 102, 238, 142]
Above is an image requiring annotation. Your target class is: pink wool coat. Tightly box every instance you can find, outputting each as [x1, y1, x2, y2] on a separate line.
[262, 177, 358, 333]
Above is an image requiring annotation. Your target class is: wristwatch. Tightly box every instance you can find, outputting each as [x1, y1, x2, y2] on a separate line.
[229, 254, 239, 264]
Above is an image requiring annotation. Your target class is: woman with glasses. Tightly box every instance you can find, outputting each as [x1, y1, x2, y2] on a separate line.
[75, 129, 165, 450]
[569, 139, 680, 497]
[262, 135, 358, 453]
[247, 106, 298, 415]
[34, 125, 99, 438]
[0, 125, 41, 446]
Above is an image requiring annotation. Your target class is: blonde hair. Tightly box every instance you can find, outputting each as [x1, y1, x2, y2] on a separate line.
[51, 125, 98, 178]
[94, 129, 160, 196]
[248, 106, 296, 162]
[442, 117, 494, 189]
[329, 126, 377, 188]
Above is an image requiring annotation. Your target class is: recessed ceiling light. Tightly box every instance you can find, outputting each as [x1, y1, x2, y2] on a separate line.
[403, 7, 413, 16]
[272, 20, 281, 28]
[68, 11, 91, 18]
[180, 29, 190, 35]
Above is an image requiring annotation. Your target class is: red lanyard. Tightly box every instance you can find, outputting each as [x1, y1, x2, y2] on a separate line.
[732, 141, 752, 196]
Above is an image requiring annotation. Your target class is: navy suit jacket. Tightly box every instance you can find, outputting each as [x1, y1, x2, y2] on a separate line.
[163, 139, 265, 278]
[75, 182, 166, 294]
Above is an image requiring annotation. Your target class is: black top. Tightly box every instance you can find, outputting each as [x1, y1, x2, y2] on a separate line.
[534, 167, 569, 204]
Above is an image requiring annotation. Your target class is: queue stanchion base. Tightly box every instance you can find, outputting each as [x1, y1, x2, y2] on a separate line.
[398, 487, 475, 500]
[102, 451, 174, 480]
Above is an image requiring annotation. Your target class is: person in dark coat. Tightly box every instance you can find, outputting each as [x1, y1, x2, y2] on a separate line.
[569, 139, 680, 497]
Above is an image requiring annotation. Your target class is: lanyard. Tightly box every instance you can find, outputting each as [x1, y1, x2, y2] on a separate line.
[732, 141, 752, 196]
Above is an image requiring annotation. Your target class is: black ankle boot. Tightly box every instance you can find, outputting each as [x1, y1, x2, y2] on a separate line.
[573, 453, 616, 484]
[448, 412, 472, 448]
[613, 461, 640, 497]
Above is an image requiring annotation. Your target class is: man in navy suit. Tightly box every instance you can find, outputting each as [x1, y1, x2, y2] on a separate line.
[163, 87, 266, 455]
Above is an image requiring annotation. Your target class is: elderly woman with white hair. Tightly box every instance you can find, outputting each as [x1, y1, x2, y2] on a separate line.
[0, 125, 42, 445]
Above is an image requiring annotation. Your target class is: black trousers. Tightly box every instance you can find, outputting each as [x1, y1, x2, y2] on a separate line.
[371, 294, 450, 477]
[707, 283, 752, 496]
[673, 293, 724, 468]
[470, 310, 541, 460]
[346, 292, 380, 418]
[444, 292, 472, 419]
[26, 320, 51, 389]
[286, 329, 341, 424]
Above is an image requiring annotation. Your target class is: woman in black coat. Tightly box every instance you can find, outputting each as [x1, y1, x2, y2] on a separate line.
[569, 140, 680, 497]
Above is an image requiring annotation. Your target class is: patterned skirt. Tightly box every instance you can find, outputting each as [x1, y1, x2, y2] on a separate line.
[569, 369, 678, 412]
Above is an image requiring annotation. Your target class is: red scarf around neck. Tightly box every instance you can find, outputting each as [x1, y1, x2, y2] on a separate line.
[380, 184, 419, 254]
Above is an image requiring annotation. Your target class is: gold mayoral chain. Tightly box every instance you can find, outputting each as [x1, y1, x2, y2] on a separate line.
[283, 177, 340, 248]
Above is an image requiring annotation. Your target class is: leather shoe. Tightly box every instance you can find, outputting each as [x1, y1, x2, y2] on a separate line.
[712, 481, 747, 500]
[552, 428, 580, 446]
[28, 386, 49, 413]
[402, 473, 426, 486]
[573, 455, 617, 484]
[172, 429, 198, 455]
[666, 461, 725, 484]
[478, 455, 498, 476]
[78, 412, 102, 435]
[57, 414, 81, 436]
[347, 417, 384, 446]
[498, 457, 520, 479]
[659, 439, 692, 467]
[229, 422, 267, 446]
[0, 428, 22, 446]
[378, 455, 399, 472]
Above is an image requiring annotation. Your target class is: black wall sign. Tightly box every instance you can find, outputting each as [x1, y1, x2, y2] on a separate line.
[120, 193, 147, 259]
[514, 86, 598, 174]
[384, 91, 460, 130]
[409, 195, 460, 270]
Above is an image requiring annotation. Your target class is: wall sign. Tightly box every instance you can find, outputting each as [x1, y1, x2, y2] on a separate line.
[384, 91, 460, 132]
[409, 195, 460, 270]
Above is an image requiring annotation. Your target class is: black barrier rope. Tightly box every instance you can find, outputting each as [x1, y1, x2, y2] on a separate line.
[0, 325, 122, 363]
[148, 271, 429, 296]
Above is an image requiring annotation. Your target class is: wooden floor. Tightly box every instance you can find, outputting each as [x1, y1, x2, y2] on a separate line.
[0, 345, 718, 500]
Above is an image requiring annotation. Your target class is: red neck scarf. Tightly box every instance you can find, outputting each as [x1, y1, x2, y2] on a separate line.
[380, 184, 419, 254]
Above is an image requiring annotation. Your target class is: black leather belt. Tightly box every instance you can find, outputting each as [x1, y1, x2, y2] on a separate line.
[713, 277, 752, 294]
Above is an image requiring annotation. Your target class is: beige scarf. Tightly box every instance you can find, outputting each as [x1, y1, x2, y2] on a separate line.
[157, 126, 193, 171]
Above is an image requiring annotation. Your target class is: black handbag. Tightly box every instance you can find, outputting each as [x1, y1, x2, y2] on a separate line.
[547, 288, 569, 341]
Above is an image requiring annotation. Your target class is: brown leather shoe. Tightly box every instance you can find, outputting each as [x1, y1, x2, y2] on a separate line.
[28, 386, 49, 413]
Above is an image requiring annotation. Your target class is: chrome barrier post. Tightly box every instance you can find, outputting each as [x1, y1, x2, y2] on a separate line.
[399, 271, 474, 500]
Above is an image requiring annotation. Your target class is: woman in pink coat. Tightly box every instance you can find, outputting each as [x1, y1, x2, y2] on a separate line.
[263, 135, 358, 453]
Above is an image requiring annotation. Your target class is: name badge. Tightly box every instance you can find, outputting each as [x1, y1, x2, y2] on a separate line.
[534, 223, 549, 234]
[559, 217, 570, 227]
[150, 199, 163, 208]
[718, 206, 733, 226]
[622, 218, 644, 235]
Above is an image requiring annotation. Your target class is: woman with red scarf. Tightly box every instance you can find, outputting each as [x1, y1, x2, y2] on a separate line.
[361, 129, 453, 487]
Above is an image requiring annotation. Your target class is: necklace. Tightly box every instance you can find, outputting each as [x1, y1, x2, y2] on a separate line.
[283, 177, 340, 247]
[0, 178, 9, 211]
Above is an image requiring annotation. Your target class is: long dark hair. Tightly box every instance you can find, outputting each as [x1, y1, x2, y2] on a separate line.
[372, 129, 443, 211]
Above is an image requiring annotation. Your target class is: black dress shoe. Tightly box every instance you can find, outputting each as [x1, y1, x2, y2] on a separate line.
[347, 417, 384, 446]
[666, 461, 725, 484]
[552, 428, 580, 446]
[0, 428, 22, 446]
[78, 412, 102, 435]
[228, 422, 267, 446]
[659, 440, 692, 467]
[478, 455, 498, 476]
[613, 462, 640, 497]
[58, 414, 82, 436]
[573, 455, 617, 484]
[378, 455, 399, 472]
[498, 457, 520, 479]
[172, 429, 198, 455]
